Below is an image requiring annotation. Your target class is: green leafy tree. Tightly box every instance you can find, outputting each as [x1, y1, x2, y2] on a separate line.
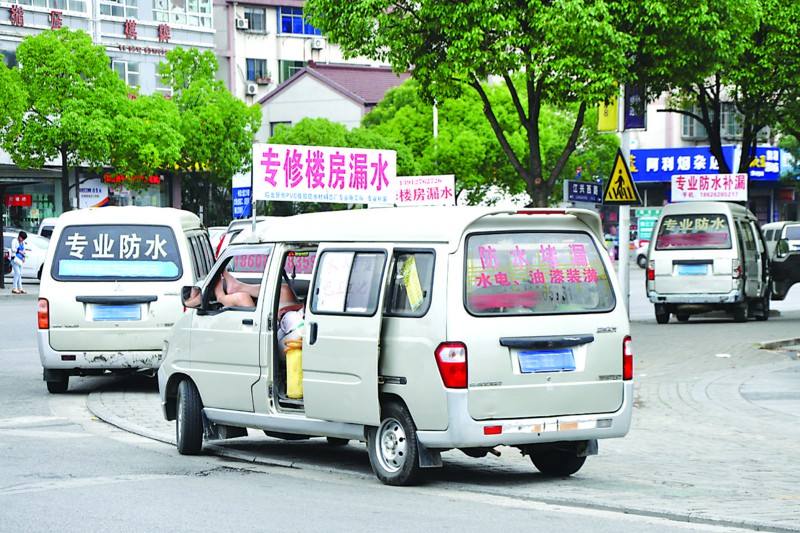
[307, 0, 632, 206]
[159, 48, 262, 224]
[0, 29, 128, 212]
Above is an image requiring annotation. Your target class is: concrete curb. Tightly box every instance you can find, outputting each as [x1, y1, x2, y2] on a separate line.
[0, 292, 38, 300]
[759, 337, 800, 350]
[86, 390, 798, 532]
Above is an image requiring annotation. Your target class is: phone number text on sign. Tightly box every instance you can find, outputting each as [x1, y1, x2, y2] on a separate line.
[252, 143, 397, 205]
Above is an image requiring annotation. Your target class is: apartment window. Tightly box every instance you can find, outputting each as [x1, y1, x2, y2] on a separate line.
[279, 60, 304, 83]
[17, 0, 86, 11]
[155, 72, 173, 97]
[246, 58, 269, 82]
[154, 0, 212, 28]
[243, 6, 266, 33]
[2, 51, 16, 68]
[278, 6, 321, 35]
[101, 0, 137, 18]
[681, 105, 707, 140]
[269, 121, 290, 137]
[112, 60, 139, 88]
[720, 102, 743, 138]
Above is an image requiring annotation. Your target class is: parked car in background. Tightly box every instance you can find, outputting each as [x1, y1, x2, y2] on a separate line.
[635, 241, 650, 269]
[215, 217, 271, 258]
[769, 221, 800, 301]
[3, 231, 49, 279]
[762, 221, 800, 258]
[38, 218, 58, 239]
[207, 226, 226, 257]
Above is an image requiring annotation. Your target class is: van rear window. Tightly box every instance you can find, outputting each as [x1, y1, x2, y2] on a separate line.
[465, 232, 615, 316]
[52, 224, 182, 281]
[655, 214, 731, 250]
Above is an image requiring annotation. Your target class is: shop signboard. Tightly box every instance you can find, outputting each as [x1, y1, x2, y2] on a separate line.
[252, 143, 397, 205]
[671, 173, 748, 202]
[565, 179, 602, 204]
[630, 146, 780, 183]
[231, 173, 251, 219]
[79, 178, 109, 208]
[4, 194, 32, 207]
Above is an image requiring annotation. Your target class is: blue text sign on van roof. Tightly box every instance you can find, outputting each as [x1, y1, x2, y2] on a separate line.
[630, 146, 780, 183]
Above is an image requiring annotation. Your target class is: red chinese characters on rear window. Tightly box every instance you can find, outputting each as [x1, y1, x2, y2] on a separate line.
[655, 214, 732, 250]
[464, 232, 615, 316]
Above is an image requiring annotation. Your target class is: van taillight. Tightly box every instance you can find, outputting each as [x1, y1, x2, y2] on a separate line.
[623, 336, 633, 381]
[38, 298, 49, 329]
[434, 342, 467, 389]
[732, 258, 742, 279]
[646, 260, 655, 281]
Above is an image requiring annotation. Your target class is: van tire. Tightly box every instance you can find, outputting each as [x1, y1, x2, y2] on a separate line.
[655, 306, 670, 324]
[637, 254, 647, 269]
[176, 379, 203, 455]
[733, 303, 748, 323]
[46, 372, 69, 394]
[531, 448, 587, 477]
[326, 437, 349, 446]
[367, 402, 421, 486]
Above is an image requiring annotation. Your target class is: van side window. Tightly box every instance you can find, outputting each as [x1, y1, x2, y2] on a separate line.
[738, 221, 756, 252]
[385, 251, 435, 317]
[765, 229, 774, 241]
[311, 250, 386, 316]
[188, 236, 202, 280]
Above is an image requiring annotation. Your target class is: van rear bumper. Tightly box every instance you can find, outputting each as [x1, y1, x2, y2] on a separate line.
[647, 290, 741, 304]
[416, 382, 633, 449]
[37, 331, 163, 370]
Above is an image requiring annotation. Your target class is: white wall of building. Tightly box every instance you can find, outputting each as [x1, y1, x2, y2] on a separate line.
[257, 74, 363, 141]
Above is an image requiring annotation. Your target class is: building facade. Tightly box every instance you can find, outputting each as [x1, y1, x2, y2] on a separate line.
[0, 0, 215, 231]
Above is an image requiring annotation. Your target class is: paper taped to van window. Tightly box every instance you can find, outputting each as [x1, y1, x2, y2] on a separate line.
[464, 232, 615, 316]
[52, 225, 182, 281]
[401, 255, 424, 311]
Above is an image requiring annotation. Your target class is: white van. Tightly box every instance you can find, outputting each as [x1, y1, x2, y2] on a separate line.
[38, 207, 214, 393]
[158, 207, 633, 485]
[765, 221, 800, 300]
[646, 201, 770, 323]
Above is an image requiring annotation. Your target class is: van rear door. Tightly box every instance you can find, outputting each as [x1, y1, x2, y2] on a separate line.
[303, 245, 392, 426]
[652, 213, 735, 294]
[458, 230, 625, 420]
[47, 224, 185, 352]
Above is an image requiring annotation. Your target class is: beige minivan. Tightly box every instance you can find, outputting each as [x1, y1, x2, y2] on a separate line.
[38, 207, 214, 393]
[158, 207, 634, 485]
[646, 201, 770, 323]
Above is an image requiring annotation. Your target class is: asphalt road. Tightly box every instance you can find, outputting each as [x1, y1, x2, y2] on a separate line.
[1, 297, 761, 533]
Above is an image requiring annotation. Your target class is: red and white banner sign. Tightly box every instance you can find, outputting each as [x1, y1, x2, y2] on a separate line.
[252, 143, 397, 205]
[671, 173, 747, 202]
[371, 174, 456, 207]
[4, 194, 32, 207]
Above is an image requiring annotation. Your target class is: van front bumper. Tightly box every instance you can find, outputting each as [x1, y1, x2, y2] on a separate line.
[37, 331, 163, 370]
[416, 382, 633, 449]
[647, 290, 741, 304]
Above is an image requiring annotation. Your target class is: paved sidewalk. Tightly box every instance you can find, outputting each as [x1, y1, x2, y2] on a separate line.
[87, 317, 800, 532]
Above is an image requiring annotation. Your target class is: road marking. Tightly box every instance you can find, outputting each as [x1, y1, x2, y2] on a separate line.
[0, 474, 177, 496]
[715, 353, 732, 358]
[0, 429, 92, 439]
[0, 416, 69, 428]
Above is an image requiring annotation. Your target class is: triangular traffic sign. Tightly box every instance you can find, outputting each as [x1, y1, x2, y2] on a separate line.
[603, 149, 642, 205]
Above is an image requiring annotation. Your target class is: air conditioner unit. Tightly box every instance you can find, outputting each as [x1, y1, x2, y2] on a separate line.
[235, 17, 249, 30]
[245, 82, 258, 95]
[310, 38, 324, 50]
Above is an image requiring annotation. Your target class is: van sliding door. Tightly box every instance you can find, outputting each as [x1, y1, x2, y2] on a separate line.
[302, 244, 392, 426]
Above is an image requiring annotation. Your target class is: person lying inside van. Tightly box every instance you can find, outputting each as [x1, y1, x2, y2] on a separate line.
[212, 270, 259, 308]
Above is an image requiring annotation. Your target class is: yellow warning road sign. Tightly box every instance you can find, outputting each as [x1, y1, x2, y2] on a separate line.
[603, 149, 642, 205]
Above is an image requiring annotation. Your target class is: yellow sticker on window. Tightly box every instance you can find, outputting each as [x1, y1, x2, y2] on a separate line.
[402, 255, 424, 311]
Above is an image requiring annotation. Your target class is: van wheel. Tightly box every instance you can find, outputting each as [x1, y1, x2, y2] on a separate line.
[676, 313, 689, 323]
[176, 380, 204, 455]
[531, 448, 587, 477]
[733, 303, 748, 323]
[655, 306, 670, 324]
[637, 255, 647, 269]
[367, 402, 421, 486]
[326, 437, 349, 446]
[46, 372, 69, 394]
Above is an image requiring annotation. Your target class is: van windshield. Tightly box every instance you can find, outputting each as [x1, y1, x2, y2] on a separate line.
[655, 214, 731, 250]
[52, 224, 182, 281]
[465, 232, 615, 316]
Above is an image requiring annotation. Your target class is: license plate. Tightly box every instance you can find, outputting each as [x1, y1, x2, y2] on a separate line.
[518, 349, 575, 374]
[92, 304, 141, 321]
[677, 264, 708, 276]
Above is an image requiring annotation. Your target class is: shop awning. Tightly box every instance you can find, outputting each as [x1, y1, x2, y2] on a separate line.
[0, 165, 62, 186]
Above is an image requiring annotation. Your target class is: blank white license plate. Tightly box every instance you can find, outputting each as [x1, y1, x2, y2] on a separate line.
[93, 304, 141, 321]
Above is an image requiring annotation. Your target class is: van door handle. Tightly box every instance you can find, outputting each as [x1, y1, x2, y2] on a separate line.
[309, 322, 318, 345]
[242, 318, 254, 326]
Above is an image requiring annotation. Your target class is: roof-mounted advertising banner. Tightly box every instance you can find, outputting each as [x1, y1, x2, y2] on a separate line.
[252, 143, 397, 204]
[671, 173, 748, 202]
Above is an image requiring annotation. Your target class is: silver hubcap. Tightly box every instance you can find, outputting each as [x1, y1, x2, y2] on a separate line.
[376, 417, 407, 473]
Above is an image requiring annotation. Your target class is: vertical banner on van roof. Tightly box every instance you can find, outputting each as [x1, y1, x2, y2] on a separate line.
[251, 143, 397, 205]
[671, 173, 748, 202]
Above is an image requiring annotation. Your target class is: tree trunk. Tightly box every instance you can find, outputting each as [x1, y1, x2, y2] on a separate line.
[60, 147, 70, 213]
[697, 84, 730, 174]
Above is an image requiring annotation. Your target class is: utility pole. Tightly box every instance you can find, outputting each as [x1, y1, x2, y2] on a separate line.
[617, 87, 631, 315]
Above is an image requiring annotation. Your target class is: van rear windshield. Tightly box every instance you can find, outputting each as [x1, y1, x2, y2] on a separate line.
[465, 232, 615, 316]
[52, 224, 182, 281]
[655, 214, 731, 250]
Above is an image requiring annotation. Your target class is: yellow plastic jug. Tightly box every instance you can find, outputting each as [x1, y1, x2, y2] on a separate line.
[285, 339, 303, 399]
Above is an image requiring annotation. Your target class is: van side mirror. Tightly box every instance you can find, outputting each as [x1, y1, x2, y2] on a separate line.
[776, 239, 789, 258]
[182, 285, 203, 309]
